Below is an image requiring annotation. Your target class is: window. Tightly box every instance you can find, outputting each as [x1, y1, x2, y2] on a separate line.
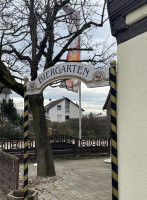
[65, 115, 70, 120]
[65, 105, 70, 112]
[57, 105, 61, 110]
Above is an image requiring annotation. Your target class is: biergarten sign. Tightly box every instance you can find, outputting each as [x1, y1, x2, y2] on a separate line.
[27, 62, 109, 95]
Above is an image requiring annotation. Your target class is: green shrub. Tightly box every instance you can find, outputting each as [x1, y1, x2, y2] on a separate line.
[49, 116, 110, 139]
[2, 129, 23, 139]
[0, 120, 23, 139]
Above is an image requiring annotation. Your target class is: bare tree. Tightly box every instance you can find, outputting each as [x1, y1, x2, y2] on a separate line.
[0, 0, 115, 177]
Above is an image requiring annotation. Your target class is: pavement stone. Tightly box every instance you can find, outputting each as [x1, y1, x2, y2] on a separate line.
[0, 189, 6, 200]
[1, 157, 112, 200]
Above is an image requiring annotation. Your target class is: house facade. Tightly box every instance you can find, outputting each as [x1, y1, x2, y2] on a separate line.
[45, 97, 84, 122]
[0, 83, 12, 103]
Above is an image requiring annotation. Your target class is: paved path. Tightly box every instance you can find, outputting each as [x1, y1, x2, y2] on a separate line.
[0, 189, 6, 200]
[1, 158, 111, 200]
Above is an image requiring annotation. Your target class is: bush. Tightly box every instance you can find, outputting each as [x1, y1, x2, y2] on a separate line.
[0, 120, 23, 139]
[2, 129, 23, 139]
[49, 116, 110, 139]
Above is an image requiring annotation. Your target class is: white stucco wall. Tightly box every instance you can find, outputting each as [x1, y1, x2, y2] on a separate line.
[48, 100, 65, 122]
[70, 102, 81, 119]
[117, 32, 147, 200]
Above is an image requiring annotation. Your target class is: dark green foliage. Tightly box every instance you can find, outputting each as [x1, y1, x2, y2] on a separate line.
[82, 116, 110, 139]
[51, 120, 79, 137]
[50, 116, 110, 139]
[1, 99, 23, 125]
[0, 119, 23, 139]
[0, 129, 23, 139]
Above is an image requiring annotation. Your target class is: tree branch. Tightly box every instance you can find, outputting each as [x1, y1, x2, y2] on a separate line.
[0, 60, 24, 97]
[52, 21, 104, 66]
[3, 45, 31, 63]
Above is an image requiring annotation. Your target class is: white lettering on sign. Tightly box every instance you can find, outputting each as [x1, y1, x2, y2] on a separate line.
[27, 62, 109, 95]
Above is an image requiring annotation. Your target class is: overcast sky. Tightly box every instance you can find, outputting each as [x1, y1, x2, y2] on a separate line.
[10, 5, 116, 115]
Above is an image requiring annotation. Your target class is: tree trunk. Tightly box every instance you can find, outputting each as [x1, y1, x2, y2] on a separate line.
[29, 93, 56, 177]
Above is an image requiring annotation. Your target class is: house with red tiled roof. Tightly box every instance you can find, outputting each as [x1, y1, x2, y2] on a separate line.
[45, 97, 84, 122]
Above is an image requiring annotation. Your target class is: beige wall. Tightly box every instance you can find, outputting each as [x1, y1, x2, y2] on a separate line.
[126, 4, 147, 25]
[117, 32, 147, 200]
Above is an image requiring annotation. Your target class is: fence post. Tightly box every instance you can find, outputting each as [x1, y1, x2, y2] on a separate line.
[110, 60, 118, 200]
[75, 138, 79, 157]
[34, 138, 37, 161]
[108, 138, 111, 154]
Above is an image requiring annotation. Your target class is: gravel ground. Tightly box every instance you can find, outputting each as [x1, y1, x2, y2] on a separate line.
[19, 166, 74, 200]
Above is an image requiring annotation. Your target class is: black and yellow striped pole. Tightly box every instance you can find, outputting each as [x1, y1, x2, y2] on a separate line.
[110, 60, 118, 200]
[24, 77, 29, 200]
